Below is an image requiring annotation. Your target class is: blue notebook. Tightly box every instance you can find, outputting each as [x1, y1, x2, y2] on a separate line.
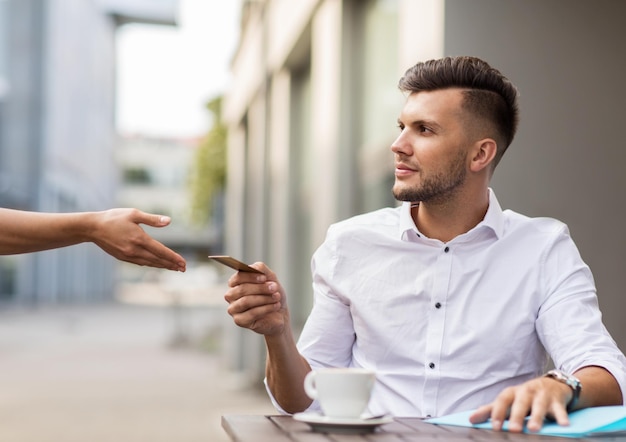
[426, 406, 626, 438]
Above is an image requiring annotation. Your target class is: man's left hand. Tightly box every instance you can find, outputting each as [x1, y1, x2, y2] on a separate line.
[469, 375, 573, 433]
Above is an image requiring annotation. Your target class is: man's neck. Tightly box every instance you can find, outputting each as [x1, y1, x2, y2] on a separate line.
[410, 188, 490, 243]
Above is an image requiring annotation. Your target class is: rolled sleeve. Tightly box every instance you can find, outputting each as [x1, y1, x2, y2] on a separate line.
[537, 227, 626, 403]
[263, 377, 322, 415]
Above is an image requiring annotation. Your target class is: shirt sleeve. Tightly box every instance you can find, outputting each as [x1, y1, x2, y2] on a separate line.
[298, 226, 356, 369]
[536, 225, 626, 403]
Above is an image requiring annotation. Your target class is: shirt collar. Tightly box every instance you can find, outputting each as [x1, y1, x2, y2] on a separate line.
[399, 188, 505, 241]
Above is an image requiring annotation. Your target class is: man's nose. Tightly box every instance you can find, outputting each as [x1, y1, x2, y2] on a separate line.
[391, 131, 412, 155]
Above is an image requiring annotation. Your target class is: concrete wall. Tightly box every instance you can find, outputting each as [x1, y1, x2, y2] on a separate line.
[445, 0, 626, 348]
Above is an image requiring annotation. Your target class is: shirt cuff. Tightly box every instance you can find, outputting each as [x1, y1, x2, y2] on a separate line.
[263, 377, 322, 415]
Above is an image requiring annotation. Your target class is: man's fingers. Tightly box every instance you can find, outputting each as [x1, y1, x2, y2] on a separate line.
[550, 404, 570, 427]
[226, 289, 281, 314]
[228, 293, 279, 313]
[472, 378, 575, 434]
[468, 405, 492, 425]
[224, 281, 276, 304]
[231, 301, 280, 323]
[487, 387, 515, 431]
[228, 271, 267, 288]
[507, 391, 534, 433]
[525, 395, 550, 433]
[228, 298, 281, 328]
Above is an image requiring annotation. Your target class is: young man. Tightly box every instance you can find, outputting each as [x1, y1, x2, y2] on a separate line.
[0, 207, 186, 271]
[224, 56, 625, 432]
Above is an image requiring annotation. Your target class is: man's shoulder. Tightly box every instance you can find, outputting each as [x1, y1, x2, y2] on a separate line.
[503, 209, 569, 236]
[328, 206, 401, 233]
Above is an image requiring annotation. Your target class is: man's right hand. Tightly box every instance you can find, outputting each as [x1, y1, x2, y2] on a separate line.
[224, 262, 288, 336]
[225, 262, 313, 413]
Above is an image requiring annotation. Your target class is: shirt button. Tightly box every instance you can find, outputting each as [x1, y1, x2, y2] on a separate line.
[426, 414, 432, 418]
[435, 302, 442, 309]
[429, 362, 435, 369]
[444, 246, 450, 253]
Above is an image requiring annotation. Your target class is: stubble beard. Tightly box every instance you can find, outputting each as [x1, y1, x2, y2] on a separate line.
[392, 152, 467, 204]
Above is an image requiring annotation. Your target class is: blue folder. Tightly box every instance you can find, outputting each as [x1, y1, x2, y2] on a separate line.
[426, 406, 626, 438]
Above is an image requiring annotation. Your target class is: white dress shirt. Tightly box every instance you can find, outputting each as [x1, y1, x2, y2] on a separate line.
[267, 189, 626, 417]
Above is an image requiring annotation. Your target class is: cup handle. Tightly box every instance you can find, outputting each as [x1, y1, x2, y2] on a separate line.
[303, 371, 318, 400]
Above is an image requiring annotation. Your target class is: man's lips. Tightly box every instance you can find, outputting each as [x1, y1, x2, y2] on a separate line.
[395, 163, 418, 177]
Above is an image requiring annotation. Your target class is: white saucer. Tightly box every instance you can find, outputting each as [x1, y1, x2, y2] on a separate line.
[293, 412, 393, 434]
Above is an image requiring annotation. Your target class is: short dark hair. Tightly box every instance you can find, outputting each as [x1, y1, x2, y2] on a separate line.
[398, 56, 519, 167]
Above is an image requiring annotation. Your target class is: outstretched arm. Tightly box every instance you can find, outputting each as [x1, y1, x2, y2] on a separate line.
[0, 208, 186, 272]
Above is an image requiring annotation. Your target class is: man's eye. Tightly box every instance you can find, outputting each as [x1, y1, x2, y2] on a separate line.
[419, 125, 432, 133]
[397, 123, 405, 131]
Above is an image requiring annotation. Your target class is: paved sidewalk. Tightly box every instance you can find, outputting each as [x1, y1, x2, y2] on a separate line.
[0, 303, 275, 442]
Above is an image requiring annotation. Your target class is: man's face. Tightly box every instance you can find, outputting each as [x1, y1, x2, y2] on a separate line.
[391, 88, 472, 203]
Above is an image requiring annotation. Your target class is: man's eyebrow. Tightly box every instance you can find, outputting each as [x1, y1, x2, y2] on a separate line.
[409, 118, 442, 130]
[397, 114, 441, 127]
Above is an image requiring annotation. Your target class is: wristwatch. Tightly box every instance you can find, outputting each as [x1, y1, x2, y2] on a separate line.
[544, 369, 582, 411]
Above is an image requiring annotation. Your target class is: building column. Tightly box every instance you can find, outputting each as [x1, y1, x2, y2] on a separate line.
[309, 0, 343, 247]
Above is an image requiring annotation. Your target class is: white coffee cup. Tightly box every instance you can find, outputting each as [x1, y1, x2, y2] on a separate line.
[303, 368, 375, 419]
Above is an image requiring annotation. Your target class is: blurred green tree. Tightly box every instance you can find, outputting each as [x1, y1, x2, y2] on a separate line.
[188, 96, 226, 225]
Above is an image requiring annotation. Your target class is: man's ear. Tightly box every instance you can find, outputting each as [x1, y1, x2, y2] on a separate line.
[470, 138, 497, 172]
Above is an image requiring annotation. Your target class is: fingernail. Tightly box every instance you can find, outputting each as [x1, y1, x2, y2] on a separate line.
[491, 419, 502, 430]
[268, 282, 277, 291]
[160, 216, 171, 224]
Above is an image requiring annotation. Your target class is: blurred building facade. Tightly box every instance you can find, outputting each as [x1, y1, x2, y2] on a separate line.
[223, 0, 626, 383]
[0, 0, 177, 304]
